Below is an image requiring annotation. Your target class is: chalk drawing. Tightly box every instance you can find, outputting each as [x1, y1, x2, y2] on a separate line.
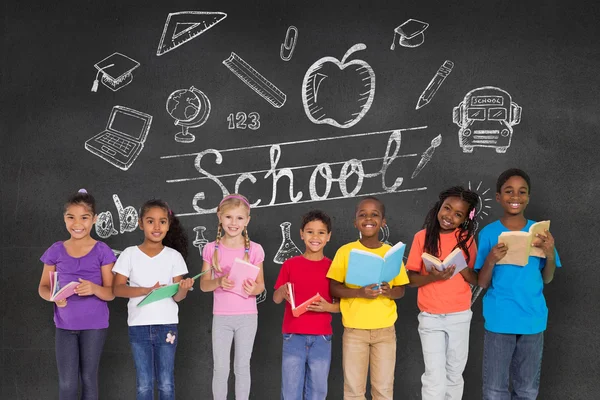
[113, 194, 138, 234]
[274, 222, 303, 264]
[192, 226, 209, 257]
[166, 86, 211, 143]
[390, 19, 429, 49]
[416, 60, 454, 110]
[85, 106, 152, 171]
[280, 26, 298, 61]
[467, 180, 493, 233]
[96, 211, 118, 238]
[91, 52, 140, 93]
[256, 289, 267, 304]
[111, 249, 122, 257]
[157, 11, 227, 56]
[411, 134, 442, 179]
[380, 225, 392, 246]
[223, 52, 287, 108]
[302, 44, 375, 129]
[160, 127, 430, 216]
[453, 87, 522, 153]
[471, 285, 484, 305]
[227, 112, 260, 130]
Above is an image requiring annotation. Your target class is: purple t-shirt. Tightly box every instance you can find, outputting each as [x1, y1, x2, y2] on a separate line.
[40, 241, 117, 330]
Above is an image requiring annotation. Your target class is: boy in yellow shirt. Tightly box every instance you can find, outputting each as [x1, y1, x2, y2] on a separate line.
[327, 196, 409, 400]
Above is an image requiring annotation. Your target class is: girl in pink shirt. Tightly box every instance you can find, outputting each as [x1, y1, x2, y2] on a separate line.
[200, 193, 265, 400]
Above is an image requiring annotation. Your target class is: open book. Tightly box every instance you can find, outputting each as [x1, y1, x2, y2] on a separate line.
[137, 272, 205, 307]
[49, 271, 79, 302]
[222, 258, 261, 298]
[286, 282, 324, 317]
[421, 248, 468, 278]
[345, 241, 406, 287]
[498, 220, 550, 266]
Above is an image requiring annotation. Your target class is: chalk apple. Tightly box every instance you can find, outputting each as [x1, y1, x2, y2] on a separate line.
[302, 43, 375, 129]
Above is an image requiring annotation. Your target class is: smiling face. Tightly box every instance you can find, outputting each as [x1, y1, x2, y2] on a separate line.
[496, 175, 530, 216]
[139, 206, 170, 244]
[437, 196, 470, 234]
[300, 219, 331, 255]
[354, 198, 386, 240]
[64, 204, 96, 240]
[218, 205, 251, 239]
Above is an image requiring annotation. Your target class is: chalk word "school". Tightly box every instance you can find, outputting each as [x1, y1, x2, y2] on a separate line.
[161, 127, 429, 216]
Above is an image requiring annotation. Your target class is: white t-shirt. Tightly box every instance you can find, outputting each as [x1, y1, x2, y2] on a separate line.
[112, 245, 188, 326]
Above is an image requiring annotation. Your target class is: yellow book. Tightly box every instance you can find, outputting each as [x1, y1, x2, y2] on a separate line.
[498, 220, 550, 266]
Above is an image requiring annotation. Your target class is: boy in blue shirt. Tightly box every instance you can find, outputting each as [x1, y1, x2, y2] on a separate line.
[476, 168, 561, 400]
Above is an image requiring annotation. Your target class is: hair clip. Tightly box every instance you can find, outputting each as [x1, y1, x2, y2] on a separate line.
[78, 188, 88, 194]
[469, 208, 476, 220]
[244, 248, 250, 253]
[215, 245, 219, 250]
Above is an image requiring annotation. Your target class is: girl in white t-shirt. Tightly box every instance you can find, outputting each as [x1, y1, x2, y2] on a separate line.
[200, 193, 265, 400]
[113, 199, 194, 400]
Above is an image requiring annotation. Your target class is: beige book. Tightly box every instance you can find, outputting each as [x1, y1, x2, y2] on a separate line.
[421, 247, 468, 278]
[498, 220, 550, 266]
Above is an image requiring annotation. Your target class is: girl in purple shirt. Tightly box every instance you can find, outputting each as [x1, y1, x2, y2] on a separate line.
[38, 189, 117, 400]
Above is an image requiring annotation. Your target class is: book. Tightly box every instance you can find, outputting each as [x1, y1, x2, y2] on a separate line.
[421, 247, 468, 278]
[286, 282, 325, 317]
[498, 220, 550, 266]
[345, 241, 406, 287]
[222, 258, 261, 298]
[137, 272, 205, 307]
[49, 271, 79, 302]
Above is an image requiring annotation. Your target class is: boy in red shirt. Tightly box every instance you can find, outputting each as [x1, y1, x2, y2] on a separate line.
[273, 210, 340, 399]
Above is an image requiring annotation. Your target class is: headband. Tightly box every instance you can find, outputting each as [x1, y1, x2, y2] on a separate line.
[219, 194, 250, 207]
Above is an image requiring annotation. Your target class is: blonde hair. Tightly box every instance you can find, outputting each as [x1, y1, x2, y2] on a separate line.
[212, 194, 251, 270]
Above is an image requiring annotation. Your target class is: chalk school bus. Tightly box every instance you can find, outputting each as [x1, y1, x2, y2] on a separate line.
[452, 86, 522, 153]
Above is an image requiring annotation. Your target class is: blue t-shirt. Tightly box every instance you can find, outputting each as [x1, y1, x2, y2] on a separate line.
[474, 220, 561, 334]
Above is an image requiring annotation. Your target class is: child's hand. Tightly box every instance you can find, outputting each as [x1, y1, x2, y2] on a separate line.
[307, 298, 331, 312]
[487, 243, 509, 264]
[275, 284, 291, 303]
[146, 281, 162, 295]
[55, 299, 67, 308]
[533, 229, 555, 258]
[75, 278, 96, 296]
[358, 283, 382, 299]
[178, 278, 194, 293]
[429, 265, 455, 281]
[243, 278, 257, 295]
[379, 282, 392, 297]
[218, 274, 234, 290]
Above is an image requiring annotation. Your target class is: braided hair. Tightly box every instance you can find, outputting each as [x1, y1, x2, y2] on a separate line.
[212, 194, 252, 270]
[422, 186, 479, 264]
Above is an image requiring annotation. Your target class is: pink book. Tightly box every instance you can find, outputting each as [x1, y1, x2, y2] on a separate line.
[49, 271, 79, 302]
[222, 258, 260, 298]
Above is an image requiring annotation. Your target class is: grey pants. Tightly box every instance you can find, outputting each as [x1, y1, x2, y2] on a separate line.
[212, 314, 258, 400]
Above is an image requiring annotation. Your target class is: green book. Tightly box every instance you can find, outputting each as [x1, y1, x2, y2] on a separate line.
[137, 272, 206, 307]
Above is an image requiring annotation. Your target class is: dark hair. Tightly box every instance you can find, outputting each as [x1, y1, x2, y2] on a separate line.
[64, 189, 96, 215]
[355, 196, 385, 218]
[139, 199, 188, 259]
[300, 209, 332, 232]
[496, 168, 531, 194]
[423, 186, 479, 264]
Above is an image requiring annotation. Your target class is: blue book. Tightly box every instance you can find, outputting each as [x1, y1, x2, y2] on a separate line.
[345, 241, 406, 286]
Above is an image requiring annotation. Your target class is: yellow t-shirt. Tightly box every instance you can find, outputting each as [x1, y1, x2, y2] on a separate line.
[327, 240, 410, 329]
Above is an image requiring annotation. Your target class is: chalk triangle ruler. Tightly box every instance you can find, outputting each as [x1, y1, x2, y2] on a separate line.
[157, 11, 227, 56]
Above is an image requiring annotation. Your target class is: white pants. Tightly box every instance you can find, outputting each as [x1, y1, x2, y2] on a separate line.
[418, 309, 473, 400]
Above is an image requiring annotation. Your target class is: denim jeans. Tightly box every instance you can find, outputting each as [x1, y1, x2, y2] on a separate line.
[55, 328, 107, 400]
[281, 333, 332, 400]
[128, 324, 178, 400]
[482, 330, 544, 400]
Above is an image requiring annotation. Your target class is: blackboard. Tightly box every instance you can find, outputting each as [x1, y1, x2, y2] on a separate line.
[2, 0, 599, 398]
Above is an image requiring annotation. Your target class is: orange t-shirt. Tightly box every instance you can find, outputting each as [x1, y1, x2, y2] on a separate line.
[406, 229, 477, 314]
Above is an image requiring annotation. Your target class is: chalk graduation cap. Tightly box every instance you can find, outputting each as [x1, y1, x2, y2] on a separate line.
[390, 19, 429, 49]
[91, 52, 140, 92]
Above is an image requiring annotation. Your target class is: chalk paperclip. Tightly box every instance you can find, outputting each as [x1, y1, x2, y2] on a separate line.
[280, 26, 298, 61]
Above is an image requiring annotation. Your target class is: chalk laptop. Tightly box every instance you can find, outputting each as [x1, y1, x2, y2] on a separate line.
[85, 105, 152, 171]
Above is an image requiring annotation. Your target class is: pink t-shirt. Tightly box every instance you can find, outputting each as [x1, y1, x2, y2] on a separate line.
[202, 241, 265, 315]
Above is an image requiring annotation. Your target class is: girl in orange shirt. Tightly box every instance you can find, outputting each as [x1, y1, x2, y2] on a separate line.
[406, 186, 479, 400]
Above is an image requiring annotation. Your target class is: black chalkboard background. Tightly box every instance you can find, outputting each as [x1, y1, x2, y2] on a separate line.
[2, 0, 599, 398]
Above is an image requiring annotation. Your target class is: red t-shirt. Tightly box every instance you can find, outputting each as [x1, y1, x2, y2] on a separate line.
[274, 255, 333, 335]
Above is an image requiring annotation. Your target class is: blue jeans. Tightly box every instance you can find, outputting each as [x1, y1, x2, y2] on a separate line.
[128, 324, 178, 400]
[482, 330, 544, 400]
[281, 333, 332, 400]
[55, 328, 107, 400]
